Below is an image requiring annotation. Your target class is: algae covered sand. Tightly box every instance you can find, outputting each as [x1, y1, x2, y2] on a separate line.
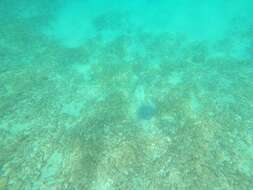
[0, 0, 253, 189]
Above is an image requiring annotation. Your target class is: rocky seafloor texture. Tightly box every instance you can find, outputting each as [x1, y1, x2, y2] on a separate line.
[0, 1, 253, 190]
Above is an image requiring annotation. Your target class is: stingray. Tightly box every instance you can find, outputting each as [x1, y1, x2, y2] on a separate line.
[137, 103, 156, 120]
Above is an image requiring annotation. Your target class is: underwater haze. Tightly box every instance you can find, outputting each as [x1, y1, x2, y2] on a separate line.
[0, 0, 253, 189]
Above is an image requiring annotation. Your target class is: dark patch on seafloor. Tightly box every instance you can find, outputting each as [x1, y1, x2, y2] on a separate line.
[137, 104, 156, 120]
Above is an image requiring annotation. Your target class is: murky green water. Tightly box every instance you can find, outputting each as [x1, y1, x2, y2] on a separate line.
[0, 1, 253, 189]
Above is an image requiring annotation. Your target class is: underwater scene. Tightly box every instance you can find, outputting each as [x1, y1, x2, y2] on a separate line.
[0, 0, 253, 189]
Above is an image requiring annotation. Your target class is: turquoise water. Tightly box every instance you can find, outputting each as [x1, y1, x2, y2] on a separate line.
[0, 0, 253, 189]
